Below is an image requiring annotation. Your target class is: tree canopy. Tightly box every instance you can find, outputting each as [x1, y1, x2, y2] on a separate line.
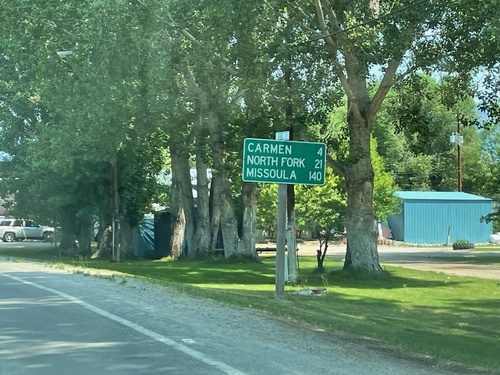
[0, 0, 498, 270]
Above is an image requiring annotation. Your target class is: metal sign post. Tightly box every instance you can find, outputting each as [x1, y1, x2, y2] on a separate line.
[242, 134, 326, 299]
[276, 183, 287, 298]
[275, 131, 288, 299]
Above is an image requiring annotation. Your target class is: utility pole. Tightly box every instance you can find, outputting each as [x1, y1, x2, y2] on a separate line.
[457, 115, 462, 192]
[449, 114, 464, 192]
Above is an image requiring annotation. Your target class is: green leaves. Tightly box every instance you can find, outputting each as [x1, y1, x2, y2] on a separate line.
[0, 0, 169, 227]
[1, 0, 498, 245]
[296, 167, 346, 235]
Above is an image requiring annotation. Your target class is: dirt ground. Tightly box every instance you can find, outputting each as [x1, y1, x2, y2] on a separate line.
[291, 239, 500, 279]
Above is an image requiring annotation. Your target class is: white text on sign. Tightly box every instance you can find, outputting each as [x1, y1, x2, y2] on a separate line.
[242, 138, 326, 185]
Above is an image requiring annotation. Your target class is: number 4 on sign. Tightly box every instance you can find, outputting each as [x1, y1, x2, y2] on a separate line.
[317, 148, 323, 156]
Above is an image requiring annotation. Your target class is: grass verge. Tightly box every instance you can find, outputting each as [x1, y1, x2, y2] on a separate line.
[470, 244, 500, 252]
[1, 245, 500, 373]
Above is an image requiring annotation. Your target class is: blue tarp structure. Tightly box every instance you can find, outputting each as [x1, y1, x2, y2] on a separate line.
[132, 210, 222, 258]
[132, 217, 155, 258]
[132, 212, 173, 259]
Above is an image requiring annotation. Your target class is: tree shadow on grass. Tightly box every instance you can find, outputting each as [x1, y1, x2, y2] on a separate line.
[282, 289, 500, 371]
[94, 256, 468, 289]
[448, 298, 500, 311]
[90, 257, 278, 286]
[307, 267, 465, 290]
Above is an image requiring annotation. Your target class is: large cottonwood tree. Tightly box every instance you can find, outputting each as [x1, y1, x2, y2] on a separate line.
[2, 0, 498, 268]
[156, 0, 297, 258]
[0, 0, 165, 257]
[289, 0, 500, 272]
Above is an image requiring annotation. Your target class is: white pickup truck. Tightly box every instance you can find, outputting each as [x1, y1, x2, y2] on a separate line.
[0, 218, 54, 242]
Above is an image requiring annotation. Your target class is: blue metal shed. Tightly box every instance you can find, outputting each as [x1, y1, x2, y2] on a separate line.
[387, 191, 493, 245]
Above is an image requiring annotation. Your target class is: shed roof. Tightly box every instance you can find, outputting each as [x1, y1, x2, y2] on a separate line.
[395, 191, 491, 201]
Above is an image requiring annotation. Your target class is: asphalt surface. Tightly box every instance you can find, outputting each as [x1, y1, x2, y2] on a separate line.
[0, 241, 499, 374]
[0, 264, 230, 375]
[0, 258, 477, 375]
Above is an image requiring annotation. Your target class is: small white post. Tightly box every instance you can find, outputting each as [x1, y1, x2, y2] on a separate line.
[275, 131, 289, 298]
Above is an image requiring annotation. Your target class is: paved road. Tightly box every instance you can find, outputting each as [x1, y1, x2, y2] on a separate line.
[0, 260, 471, 375]
[0, 265, 231, 375]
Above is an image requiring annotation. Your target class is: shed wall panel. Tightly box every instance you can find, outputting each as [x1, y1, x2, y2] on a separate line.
[402, 200, 492, 244]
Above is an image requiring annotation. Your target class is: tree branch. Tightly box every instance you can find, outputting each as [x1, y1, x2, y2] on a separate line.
[231, 86, 246, 103]
[368, 58, 399, 122]
[166, 10, 238, 78]
[300, 130, 346, 177]
[368, 24, 419, 122]
[181, 65, 204, 102]
[326, 154, 346, 178]
[313, 0, 355, 104]
[313, 0, 337, 49]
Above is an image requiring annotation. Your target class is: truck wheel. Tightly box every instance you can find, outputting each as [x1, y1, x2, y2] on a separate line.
[43, 232, 53, 242]
[3, 232, 16, 242]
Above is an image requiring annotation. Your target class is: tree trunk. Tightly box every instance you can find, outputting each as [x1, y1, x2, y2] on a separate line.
[170, 143, 196, 257]
[93, 225, 113, 259]
[171, 206, 185, 259]
[110, 163, 120, 262]
[191, 98, 211, 257]
[182, 68, 242, 258]
[205, 111, 242, 258]
[76, 212, 93, 257]
[194, 150, 211, 256]
[169, 161, 186, 260]
[212, 176, 241, 258]
[59, 230, 78, 256]
[58, 208, 78, 256]
[312, 0, 404, 274]
[343, 112, 382, 272]
[316, 235, 328, 272]
[209, 178, 222, 252]
[119, 219, 134, 258]
[92, 218, 109, 258]
[241, 182, 259, 258]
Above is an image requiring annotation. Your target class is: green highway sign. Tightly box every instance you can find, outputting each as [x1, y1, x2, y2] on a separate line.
[242, 138, 326, 185]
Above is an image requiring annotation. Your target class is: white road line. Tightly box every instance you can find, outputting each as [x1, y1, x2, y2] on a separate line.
[3, 274, 248, 375]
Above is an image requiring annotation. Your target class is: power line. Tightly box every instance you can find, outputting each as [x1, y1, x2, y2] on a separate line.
[298, 0, 431, 45]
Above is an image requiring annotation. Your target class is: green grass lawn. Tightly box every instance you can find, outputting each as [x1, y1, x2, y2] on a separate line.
[1, 245, 500, 373]
[471, 244, 500, 253]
